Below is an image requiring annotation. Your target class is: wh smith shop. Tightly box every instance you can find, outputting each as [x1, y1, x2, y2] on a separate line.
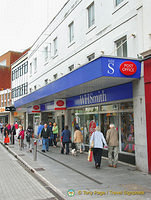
[14, 56, 148, 172]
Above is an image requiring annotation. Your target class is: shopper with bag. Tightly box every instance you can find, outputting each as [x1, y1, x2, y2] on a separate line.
[52, 122, 58, 147]
[61, 125, 71, 155]
[90, 126, 107, 169]
[19, 126, 24, 150]
[74, 127, 83, 154]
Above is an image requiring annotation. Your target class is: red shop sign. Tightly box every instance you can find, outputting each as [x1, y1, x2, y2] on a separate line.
[56, 100, 65, 107]
[33, 105, 40, 110]
[120, 61, 137, 76]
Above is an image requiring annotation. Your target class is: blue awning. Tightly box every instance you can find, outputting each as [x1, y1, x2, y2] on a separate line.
[14, 56, 141, 108]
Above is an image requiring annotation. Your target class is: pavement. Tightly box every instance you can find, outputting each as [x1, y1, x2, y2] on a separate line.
[0, 135, 151, 200]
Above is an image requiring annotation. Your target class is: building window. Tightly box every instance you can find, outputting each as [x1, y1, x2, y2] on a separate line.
[53, 73, 58, 80]
[53, 37, 58, 56]
[115, 0, 124, 6]
[12, 71, 15, 81]
[115, 36, 127, 57]
[30, 63, 32, 75]
[45, 79, 48, 85]
[69, 22, 74, 43]
[68, 65, 74, 72]
[87, 2, 95, 28]
[24, 61, 28, 74]
[34, 85, 37, 91]
[87, 53, 95, 61]
[34, 58, 37, 73]
[49, 43, 51, 57]
[25, 83, 28, 94]
[30, 88, 32, 93]
[44, 46, 48, 62]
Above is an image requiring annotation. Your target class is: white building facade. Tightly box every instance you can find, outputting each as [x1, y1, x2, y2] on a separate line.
[14, 0, 151, 172]
[11, 52, 29, 126]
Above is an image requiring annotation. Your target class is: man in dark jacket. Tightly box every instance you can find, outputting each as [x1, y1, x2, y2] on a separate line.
[61, 125, 71, 155]
[40, 123, 50, 152]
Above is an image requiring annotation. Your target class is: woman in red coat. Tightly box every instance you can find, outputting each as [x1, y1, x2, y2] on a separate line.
[19, 126, 24, 150]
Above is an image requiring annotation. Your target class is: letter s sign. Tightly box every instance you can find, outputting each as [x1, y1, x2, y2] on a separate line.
[107, 63, 115, 74]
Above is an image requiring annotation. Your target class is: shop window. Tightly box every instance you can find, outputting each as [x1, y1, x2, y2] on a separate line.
[115, 36, 127, 57]
[87, 2, 95, 28]
[121, 112, 135, 153]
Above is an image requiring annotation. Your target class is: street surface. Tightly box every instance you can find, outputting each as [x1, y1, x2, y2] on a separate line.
[0, 143, 56, 200]
[0, 135, 151, 200]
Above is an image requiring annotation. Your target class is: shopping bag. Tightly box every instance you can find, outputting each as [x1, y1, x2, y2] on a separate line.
[4, 136, 10, 144]
[88, 148, 93, 162]
[38, 139, 42, 146]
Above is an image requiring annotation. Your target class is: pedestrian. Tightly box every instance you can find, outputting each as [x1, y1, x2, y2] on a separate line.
[37, 122, 44, 138]
[48, 122, 53, 146]
[26, 125, 34, 152]
[4, 124, 9, 137]
[19, 126, 24, 150]
[40, 123, 50, 152]
[52, 122, 58, 147]
[11, 123, 16, 144]
[14, 121, 18, 130]
[61, 125, 71, 155]
[4, 124, 10, 145]
[0, 121, 3, 134]
[90, 126, 107, 169]
[74, 126, 83, 154]
[106, 124, 119, 168]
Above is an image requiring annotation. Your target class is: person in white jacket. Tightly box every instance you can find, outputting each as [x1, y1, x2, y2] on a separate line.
[90, 126, 107, 168]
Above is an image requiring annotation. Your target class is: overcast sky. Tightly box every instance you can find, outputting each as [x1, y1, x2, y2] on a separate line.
[0, 0, 68, 56]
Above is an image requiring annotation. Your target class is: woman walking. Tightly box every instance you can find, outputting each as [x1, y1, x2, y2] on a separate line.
[90, 126, 107, 169]
[52, 122, 58, 147]
[61, 125, 71, 155]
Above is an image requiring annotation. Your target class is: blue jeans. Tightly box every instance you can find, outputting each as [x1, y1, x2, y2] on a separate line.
[42, 138, 49, 151]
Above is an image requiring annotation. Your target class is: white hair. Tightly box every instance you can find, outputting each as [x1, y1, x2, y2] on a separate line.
[110, 124, 115, 128]
[95, 126, 101, 131]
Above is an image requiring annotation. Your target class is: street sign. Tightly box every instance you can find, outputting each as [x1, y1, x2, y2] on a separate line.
[5, 106, 16, 111]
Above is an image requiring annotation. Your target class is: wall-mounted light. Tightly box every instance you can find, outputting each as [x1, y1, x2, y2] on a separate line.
[131, 34, 136, 38]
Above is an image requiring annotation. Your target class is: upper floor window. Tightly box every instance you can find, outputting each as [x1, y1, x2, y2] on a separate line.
[34, 58, 37, 73]
[69, 22, 74, 43]
[45, 79, 48, 85]
[115, 0, 124, 6]
[30, 62, 32, 75]
[53, 37, 58, 56]
[24, 61, 28, 74]
[44, 46, 48, 62]
[87, 53, 95, 61]
[115, 36, 127, 57]
[34, 85, 37, 91]
[87, 2, 95, 28]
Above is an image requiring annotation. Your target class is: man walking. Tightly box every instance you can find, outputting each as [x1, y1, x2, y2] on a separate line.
[40, 123, 50, 152]
[106, 124, 119, 168]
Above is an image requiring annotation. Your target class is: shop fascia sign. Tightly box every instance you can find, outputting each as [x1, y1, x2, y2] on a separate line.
[103, 57, 140, 78]
[54, 99, 66, 110]
[66, 83, 133, 107]
[32, 105, 40, 113]
[0, 107, 9, 112]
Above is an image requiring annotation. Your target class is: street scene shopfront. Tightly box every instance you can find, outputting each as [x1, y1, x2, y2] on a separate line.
[66, 83, 135, 163]
[14, 56, 143, 167]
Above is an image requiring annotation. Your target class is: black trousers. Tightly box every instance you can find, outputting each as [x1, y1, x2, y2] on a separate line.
[53, 134, 57, 146]
[93, 148, 103, 167]
[61, 143, 69, 154]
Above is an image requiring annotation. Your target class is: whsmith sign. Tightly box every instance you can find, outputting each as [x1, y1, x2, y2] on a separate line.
[66, 83, 132, 108]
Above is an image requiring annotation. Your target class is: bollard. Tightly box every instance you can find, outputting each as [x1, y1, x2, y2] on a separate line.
[33, 140, 37, 161]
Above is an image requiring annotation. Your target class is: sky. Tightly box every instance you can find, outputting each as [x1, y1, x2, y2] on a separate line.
[0, 0, 68, 56]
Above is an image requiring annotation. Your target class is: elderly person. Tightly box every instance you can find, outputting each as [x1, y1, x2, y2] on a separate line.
[106, 124, 119, 168]
[90, 126, 107, 169]
[74, 126, 83, 153]
[61, 125, 71, 155]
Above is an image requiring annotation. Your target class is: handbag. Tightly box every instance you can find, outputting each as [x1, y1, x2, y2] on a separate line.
[88, 148, 93, 162]
[4, 136, 10, 144]
[18, 135, 21, 139]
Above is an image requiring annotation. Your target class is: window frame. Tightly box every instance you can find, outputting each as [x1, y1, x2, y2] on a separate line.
[115, 36, 127, 57]
[87, 2, 95, 28]
[69, 21, 74, 43]
[53, 37, 58, 56]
